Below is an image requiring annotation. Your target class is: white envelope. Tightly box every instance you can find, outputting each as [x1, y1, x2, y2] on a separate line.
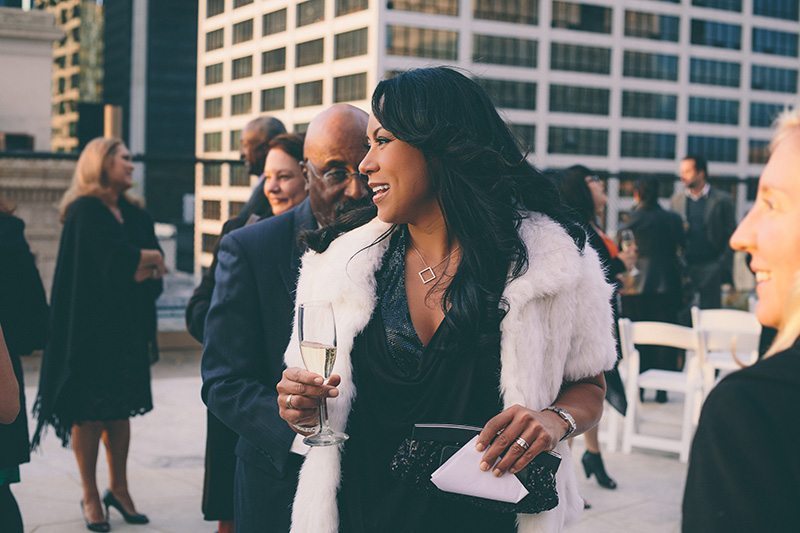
[430, 435, 529, 504]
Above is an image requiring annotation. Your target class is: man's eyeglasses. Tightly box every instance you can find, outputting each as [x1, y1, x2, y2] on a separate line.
[302, 160, 365, 187]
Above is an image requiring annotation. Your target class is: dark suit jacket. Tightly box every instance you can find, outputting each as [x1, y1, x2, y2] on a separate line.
[682, 342, 800, 532]
[622, 204, 684, 296]
[671, 186, 736, 283]
[201, 198, 315, 482]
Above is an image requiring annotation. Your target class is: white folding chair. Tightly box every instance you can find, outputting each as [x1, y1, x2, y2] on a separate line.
[691, 307, 761, 397]
[618, 319, 703, 463]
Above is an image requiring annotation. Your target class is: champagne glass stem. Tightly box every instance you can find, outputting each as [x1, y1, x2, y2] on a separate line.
[319, 396, 330, 434]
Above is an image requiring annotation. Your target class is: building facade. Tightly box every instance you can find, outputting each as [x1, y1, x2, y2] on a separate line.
[194, 0, 799, 276]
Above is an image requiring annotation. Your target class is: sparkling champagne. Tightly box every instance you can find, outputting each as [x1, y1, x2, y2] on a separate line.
[300, 340, 337, 379]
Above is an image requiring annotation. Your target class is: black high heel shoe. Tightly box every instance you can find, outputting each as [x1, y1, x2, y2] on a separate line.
[80, 500, 111, 532]
[582, 451, 618, 490]
[102, 490, 149, 525]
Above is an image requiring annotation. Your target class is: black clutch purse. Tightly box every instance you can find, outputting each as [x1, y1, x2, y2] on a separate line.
[389, 423, 560, 514]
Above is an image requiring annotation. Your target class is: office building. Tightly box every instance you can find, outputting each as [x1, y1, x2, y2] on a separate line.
[194, 0, 799, 274]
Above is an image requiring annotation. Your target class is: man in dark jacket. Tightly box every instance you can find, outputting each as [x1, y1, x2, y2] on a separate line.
[201, 104, 369, 533]
[671, 155, 737, 309]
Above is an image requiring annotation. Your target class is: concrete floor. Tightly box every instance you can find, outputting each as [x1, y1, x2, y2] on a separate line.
[15, 351, 687, 533]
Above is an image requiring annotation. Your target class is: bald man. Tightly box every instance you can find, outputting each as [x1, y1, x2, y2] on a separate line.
[201, 105, 369, 533]
[238, 116, 287, 223]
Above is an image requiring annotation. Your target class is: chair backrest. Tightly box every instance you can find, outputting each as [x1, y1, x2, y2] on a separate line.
[696, 330, 761, 361]
[619, 318, 699, 352]
[691, 307, 762, 352]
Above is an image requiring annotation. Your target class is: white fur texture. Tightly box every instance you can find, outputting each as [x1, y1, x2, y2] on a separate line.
[284, 214, 617, 533]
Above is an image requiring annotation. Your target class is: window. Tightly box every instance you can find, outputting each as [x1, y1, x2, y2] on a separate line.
[474, 0, 538, 25]
[750, 102, 785, 127]
[262, 47, 286, 74]
[72, 52, 79, 66]
[230, 164, 250, 186]
[202, 233, 220, 254]
[230, 130, 241, 152]
[551, 1, 612, 34]
[297, 0, 325, 27]
[296, 38, 325, 67]
[57, 77, 66, 94]
[548, 126, 608, 155]
[477, 78, 536, 110]
[472, 34, 537, 68]
[753, 0, 798, 21]
[550, 42, 611, 74]
[231, 92, 252, 115]
[203, 163, 222, 185]
[232, 19, 253, 44]
[549, 84, 609, 115]
[336, 0, 368, 16]
[232, 55, 252, 79]
[334, 72, 367, 102]
[622, 91, 677, 120]
[335, 28, 368, 59]
[71, 73, 79, 88]
[204, 132, 222, 152]
[690, 58, 740, 87]
[229, 201, 246, 218]
[295, 123, 310, 134]
[692, 0, 741, 11]
[233, 0, 253, 7]
[203, 200, 221, 220]
[623, 51, 678, 80]
[509, 124, 536, 152]
[689, 97, 739, 124]
[205, 28, 224, 51]
[620, 131, 676, 159]
[687, 135, 738, 162]
[390, 0, 458, 16]
[295, 80, 324, 107]
[263, 9, 287, 35]
[624, 10, 679, 41]
[749, 139, 770, 164]
[205, 63, 223, 85]
[261, 86, 285, 111]
[752, 65, 798, 93]
[752, 28, 799, 57]
[204, 97, 223, 118]
[386, 25, 458, 60]
[691, 20, 741, 49]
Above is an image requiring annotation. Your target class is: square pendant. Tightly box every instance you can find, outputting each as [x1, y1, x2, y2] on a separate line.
[418, 267, 436, 284]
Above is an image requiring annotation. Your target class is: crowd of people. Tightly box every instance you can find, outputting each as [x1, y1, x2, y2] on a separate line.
[0, 66, 798, 533]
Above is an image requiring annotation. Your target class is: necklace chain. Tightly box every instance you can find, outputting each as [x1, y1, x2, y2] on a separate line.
[409, 240, 459, 284]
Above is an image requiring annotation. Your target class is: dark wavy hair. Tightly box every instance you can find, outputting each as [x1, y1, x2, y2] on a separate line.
[557, 165, 596, 224]
[306, 67, 585, 349]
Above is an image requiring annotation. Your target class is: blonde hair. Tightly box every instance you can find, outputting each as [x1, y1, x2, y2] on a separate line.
[764, 107, 800, 357]
[59, 137, 131, 221]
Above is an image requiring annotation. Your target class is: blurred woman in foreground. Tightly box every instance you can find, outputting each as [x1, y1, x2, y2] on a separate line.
[682, 109, 800, 531]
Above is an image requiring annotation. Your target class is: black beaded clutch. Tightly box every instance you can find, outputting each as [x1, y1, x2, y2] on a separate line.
[389, 423, 560, 514]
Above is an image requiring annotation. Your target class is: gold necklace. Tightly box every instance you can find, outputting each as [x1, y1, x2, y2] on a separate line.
[409, 241, 460, 284]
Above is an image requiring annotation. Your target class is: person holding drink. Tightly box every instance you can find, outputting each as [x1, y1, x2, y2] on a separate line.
[277, 67, 617, 532]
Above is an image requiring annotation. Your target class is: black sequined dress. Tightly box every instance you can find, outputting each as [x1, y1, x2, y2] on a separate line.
[337, 227, 516, 532]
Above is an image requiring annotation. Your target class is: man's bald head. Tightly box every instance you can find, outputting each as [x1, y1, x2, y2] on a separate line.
[241, 116, 287, 175]
[303, 104, 370, 225]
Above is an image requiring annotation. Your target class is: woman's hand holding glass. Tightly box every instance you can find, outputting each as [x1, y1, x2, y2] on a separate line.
[475, 404, 568, 478]
[277, 367, 341, 434]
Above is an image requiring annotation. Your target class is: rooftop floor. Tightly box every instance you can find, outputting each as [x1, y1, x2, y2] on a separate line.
[17, 351, 686, 533]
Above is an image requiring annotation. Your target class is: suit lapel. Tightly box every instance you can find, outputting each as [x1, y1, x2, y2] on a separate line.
[279, 198, 316, 294]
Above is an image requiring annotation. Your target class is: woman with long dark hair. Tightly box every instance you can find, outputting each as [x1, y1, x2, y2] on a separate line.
[556, 166, 634, 490]
[33, 138, 164, 532]
[276, 67, 617, 532]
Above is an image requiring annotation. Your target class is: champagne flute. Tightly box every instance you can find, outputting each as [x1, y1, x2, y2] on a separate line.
[620, 229, 640, 277]
[298, 301, 348, 446]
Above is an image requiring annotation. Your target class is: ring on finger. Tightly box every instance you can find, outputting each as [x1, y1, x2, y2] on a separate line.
[286, 394, 295, 410]
[514, 436, 530, 451]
